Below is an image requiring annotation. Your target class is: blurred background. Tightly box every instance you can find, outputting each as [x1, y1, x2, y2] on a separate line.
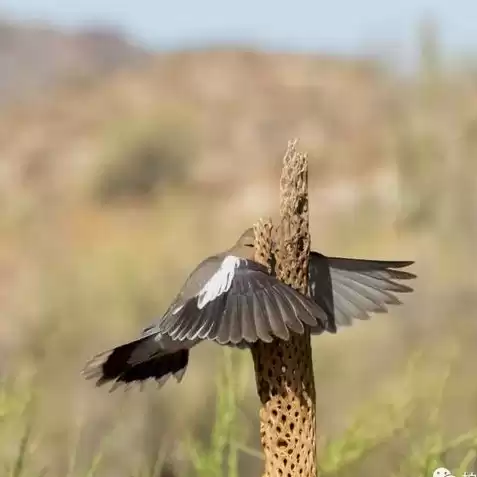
[0, 1, 476, 476]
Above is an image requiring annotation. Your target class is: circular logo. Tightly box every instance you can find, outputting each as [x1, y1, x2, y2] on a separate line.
[433, 468, 455, 477]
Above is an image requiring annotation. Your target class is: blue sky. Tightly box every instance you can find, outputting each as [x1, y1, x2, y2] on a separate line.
[1, 0, 476, 61]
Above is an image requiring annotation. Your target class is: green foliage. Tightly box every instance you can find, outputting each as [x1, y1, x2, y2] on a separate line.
[187, 348, 252, 477]
[1, 347, 476, 477]
[0, 376, 35, 477]
[94, 112, 196, 203]
[319, 348, 477, 476]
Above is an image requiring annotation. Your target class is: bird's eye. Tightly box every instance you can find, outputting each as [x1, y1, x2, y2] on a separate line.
[245, 243, 254, 248]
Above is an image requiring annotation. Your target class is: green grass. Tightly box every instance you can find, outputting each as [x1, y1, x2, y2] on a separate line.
[1, 345, 476, 477]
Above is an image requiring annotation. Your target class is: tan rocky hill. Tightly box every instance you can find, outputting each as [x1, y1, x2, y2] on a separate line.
[0, 19, 149, 105]
[0, 47, 404, 219]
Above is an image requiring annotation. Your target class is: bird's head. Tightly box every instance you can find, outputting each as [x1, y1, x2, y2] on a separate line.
[230, 227, 256, 259]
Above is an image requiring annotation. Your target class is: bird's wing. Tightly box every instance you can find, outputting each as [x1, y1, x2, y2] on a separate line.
[308, 252, 416, 332]
[151, 255, 329, 345]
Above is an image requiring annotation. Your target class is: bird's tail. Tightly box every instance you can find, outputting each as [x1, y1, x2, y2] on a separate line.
[82, 335, 189, 391]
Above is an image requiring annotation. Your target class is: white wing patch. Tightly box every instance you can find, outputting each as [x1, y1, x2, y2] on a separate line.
[197, 255, 241, 309]
[172, 304, 184, 315]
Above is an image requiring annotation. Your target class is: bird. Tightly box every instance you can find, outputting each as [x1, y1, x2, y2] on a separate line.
[82, 227, 415, 391]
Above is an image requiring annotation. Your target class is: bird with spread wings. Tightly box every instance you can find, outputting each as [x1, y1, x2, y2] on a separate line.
[82, 228, 415, 391]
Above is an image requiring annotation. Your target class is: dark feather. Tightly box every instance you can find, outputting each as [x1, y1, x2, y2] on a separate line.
[153, 258, 328, 345]
[308, 252, 416, 332]
[82, 335, 189, 390]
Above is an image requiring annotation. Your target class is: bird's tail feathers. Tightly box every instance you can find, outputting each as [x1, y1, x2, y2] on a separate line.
[82, 335, 189, 392]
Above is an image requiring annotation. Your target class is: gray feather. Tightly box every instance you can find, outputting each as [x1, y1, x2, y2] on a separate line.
[308, 252, 416, 331]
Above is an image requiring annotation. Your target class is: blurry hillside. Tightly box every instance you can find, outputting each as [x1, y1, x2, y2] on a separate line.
[0, 19, 149, 105]
[0, 18, 476, 477]
[0, 46, 407, 220]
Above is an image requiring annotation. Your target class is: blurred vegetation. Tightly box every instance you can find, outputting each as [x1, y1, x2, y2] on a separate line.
[0, 18, 476, 477]
[2, 348, 477, 476]
[93, 111, 197, 203]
